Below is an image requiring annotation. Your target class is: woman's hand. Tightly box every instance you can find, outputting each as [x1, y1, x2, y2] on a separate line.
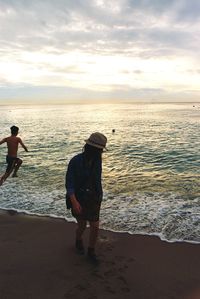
[70, 194, 82, 215]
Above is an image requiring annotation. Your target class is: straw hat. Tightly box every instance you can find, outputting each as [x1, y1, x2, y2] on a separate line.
[85, 132, 107, 150]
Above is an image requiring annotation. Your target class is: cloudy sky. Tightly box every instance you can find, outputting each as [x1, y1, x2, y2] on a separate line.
[0, 0, 200, 103]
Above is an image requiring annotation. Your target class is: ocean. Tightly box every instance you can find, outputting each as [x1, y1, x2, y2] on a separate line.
[0, 103, 199, 243]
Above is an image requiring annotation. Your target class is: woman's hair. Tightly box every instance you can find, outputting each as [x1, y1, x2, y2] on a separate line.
[83, 144, 103, 161]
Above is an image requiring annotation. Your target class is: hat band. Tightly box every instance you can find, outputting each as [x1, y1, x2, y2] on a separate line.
[88, 139, 105, 147]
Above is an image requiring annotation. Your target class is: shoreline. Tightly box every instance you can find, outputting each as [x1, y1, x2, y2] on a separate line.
[0, 208, 200, 298]
[0, 207, 199, 245]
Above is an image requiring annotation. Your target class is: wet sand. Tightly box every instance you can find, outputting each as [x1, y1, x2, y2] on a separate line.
[0, 209, 200, 299]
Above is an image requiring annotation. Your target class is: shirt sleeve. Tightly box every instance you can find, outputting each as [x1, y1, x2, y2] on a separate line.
[65, 158, 75, 196]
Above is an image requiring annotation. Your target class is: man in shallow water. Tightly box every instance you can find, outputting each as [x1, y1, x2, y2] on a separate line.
[0, 126, 28, 186]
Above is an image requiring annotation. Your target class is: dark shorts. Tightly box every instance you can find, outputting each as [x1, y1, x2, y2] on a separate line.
[6, 156, 20, 173]
[72, 198, 101, 222]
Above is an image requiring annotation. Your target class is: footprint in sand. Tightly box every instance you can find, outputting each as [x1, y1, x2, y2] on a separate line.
[120, 287, 130, 293]
[104, 285, 116, 294]
[64, 283, 93, 299]
[117, 275, 128, 284]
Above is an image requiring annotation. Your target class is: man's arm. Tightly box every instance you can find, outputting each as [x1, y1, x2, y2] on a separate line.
[0, 138, 6, 145]
[19, 138, 28, 152]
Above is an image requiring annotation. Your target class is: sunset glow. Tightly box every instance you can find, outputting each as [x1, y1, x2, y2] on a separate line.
[0, 0, 200, 103]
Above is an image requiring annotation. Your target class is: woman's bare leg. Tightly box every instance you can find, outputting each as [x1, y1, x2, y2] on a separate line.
[76, 219, 87, 240]
[87, 221, 100, 263]
[75, 219, 87, 254]
[88, 221, 99, 249]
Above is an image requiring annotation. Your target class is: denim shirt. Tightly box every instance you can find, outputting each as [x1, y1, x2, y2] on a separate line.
[65, 153, 103, 201]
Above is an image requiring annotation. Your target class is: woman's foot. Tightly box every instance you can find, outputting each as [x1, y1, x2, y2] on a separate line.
[75, 239, 85, 255]
[87, 247, 99, 265]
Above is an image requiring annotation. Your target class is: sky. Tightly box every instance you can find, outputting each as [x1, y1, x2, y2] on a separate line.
[0, 0, 200, 104]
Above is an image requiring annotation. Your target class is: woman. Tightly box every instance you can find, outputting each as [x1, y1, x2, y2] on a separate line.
[65, 132, 107, 263]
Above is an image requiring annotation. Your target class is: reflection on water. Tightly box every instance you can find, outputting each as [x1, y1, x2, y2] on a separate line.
[0, 103, 199, 242]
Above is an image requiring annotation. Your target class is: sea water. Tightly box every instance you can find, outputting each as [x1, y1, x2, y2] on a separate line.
[0, 103, 199, 243]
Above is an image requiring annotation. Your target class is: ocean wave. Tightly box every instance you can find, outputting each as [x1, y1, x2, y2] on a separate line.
[0, 103, 199, 243]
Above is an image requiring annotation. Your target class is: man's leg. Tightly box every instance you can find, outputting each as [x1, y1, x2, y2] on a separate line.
[0, 169, 14, 186]
[12, 159, 22, 177]
[0, 174, 7, 186]
[0, 160, 15, 186]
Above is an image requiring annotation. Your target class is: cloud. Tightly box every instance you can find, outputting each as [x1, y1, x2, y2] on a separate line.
[0, 0, 200, 101]
[0, 0, 199, 56]
[0, 2, 194, 46]
[174, 0, 200, 22]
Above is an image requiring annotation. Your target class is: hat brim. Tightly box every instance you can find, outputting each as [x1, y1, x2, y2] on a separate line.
[84, 139, 107, 150]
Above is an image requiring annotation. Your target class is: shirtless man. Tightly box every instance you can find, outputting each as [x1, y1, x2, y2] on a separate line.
[0, 126, 28, 186]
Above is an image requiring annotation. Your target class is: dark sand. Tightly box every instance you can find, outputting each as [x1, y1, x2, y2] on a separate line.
[0, 209, 200, 299]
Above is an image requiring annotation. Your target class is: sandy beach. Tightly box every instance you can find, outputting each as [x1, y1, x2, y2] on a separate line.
[0, 209, 200, 299]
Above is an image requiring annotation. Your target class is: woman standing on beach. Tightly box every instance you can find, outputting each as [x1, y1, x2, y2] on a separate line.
[65, 132, 107, 264]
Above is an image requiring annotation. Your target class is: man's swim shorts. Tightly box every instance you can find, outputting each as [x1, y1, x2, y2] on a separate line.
[6, 156, 19, 173]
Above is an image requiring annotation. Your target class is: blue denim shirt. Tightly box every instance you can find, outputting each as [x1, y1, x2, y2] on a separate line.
[65, 153, 103, 201]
